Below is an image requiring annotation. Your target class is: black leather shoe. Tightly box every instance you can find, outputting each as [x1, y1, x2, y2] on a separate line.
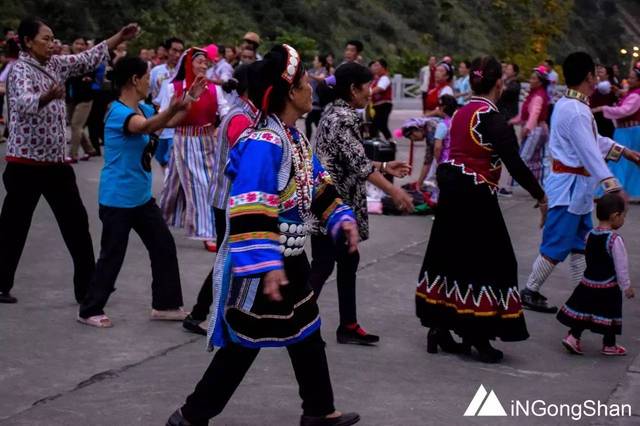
[0, 292, 17, 304]
[300, 412, 360, 426]
[336, 325, 379, 345]
[520, 288, 558, 313]
[183, 314, 207, 336]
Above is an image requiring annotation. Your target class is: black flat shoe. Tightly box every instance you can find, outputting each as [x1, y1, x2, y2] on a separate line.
[300, 412, 360, 426]
[183, 314, 207, 336]
[336, 324, 379, 345]
[166, 409, 206, 426]
[520, 288, 558, 313]
[427, 328, 470, 354]
[0, 292, 17, 304]
[469, 339, 504, 363]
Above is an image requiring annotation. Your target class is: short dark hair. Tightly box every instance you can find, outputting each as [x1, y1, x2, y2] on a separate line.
[596, 192, 626, 221]
[439, 94, 459, 117]
[563, 52, 595, 87]
[71, 36, 87, 43]
[376, 58, 388, 69]
[164, 37, 184, 50]
[17, 17, 47, 50]
[461, 60, 471, 69]
[345, 40, 364, 53]
[510, 62, 520, 74]
[112, 56, 149, 92]
[545, 58, 554, 67]
[332, 61, 373, 102]
[469, 56, 502, 95]
[3, 27, 13, 36]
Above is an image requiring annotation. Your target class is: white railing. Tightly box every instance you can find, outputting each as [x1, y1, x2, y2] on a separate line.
[392, 74, 566, 103]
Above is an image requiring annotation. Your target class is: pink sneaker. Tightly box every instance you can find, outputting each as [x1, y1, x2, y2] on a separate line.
[601, 344, 627, 356]
[562, 334, 583, 355]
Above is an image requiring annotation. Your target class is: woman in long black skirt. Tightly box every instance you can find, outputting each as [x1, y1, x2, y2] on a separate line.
[415, 56, 548, 363]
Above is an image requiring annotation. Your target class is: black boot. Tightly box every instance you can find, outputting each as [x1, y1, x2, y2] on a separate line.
[336, 324, 379, 345]
[300, 412, 360, 426]
[0, 292, 17, 304]
[520, 288, 557, 313]
[426, 328, 471, 354]
[469, 338, 504, 363]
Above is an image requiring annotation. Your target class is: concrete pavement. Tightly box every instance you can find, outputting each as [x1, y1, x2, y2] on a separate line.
[1, 111, 639, 425]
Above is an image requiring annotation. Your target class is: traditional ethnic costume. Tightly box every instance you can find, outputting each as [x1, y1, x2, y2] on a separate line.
[523, 89, 625, 312]
[415, 97, 544, 350]
[183, 93, 259, 331]
[603, 83, 640, 199]
[171, 45, 360, 426]
[159, 48, 229, 242]
[557, 227, 630, 354]
[511, 67, 551, 184]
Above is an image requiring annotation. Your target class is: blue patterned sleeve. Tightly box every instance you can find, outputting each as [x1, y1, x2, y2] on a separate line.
[226, 130, 284, 277]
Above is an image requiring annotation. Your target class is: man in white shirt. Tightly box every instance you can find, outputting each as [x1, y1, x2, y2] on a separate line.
[149, 37, 184, 101]
[522, 52, 640, 313]
[149, 37, 184, 168]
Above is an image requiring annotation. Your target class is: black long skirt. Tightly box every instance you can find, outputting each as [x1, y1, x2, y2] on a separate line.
[415, 163, 529, 341]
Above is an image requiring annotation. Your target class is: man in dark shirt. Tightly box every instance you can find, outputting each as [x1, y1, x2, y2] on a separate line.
[66, 36, 98, 161]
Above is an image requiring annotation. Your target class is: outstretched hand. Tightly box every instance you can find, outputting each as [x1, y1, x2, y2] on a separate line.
[118, 23, 141, 42]
[385, 161, 412, 178]
[187, 75, 207, 100]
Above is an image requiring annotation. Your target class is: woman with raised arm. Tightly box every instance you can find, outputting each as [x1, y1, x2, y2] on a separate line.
[0, 17, 139, 304]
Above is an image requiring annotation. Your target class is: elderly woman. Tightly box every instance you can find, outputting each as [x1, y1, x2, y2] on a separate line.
[0, 17, 139, 304]
[168, 44, 360, 426]
[159, 47, 229, 252]
[312, 62, 413, 345]
[509, 65, 551, 184]
[594, 61, 640, 199]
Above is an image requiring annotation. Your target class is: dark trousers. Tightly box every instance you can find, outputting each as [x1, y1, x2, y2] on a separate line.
[305, 109, 322, 140]
[190, 207, 227, 321]
[79, 199, 183, 318]
[181, 330, 335, 423]
[371, 103, 393, 140]
[86, 89, 113, 154]
[570, 327, 616, 346]
[309, 234, 359, 325]
[0, 163, 95, 301]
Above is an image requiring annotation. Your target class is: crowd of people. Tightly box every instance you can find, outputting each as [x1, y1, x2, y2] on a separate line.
[1, 15, 640, 426]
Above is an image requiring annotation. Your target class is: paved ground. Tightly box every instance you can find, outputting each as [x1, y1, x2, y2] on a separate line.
[1, 111, 639, 426]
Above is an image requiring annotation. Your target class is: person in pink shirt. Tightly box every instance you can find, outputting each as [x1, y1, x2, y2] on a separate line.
[593, 61, 640, 198]
[509, 65, 551, 184]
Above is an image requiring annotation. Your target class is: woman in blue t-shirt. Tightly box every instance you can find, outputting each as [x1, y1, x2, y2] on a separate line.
[78, 57, 206, 327]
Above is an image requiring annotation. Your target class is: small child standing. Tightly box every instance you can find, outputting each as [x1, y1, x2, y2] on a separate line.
[557, 192, 635, 356]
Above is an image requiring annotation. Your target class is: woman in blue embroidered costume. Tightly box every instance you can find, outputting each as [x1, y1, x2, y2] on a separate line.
[168, 45, 361, 426]
[415, 57, 548, 363]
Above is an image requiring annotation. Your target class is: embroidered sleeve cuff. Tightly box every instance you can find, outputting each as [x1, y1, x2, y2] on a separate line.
[601, 177, 622, 193]
[606, 144, 625, 162]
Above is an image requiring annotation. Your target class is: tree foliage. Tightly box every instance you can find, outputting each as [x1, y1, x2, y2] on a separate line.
[2, 0, 637, 77]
